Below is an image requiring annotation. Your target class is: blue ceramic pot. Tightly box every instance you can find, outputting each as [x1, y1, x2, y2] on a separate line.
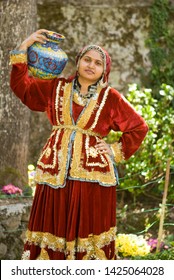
[27, 32, 68, 79]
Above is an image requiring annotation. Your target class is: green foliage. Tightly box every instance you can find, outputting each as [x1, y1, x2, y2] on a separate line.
[146, 0, 174, 93]
[113, 0, 174, 203]
[131, 247, 174, 260]
[0, 167, 27, 189]
[23, 185, 33, 197]
[107, 83, 174, 203]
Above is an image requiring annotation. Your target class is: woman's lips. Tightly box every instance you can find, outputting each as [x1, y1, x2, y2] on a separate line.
[85, 69, 94, 74]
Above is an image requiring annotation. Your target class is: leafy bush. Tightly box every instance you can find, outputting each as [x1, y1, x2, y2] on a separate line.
[147, 0, 174, 94]
[106, 83, 174, 203]
[131, 247, 174, 260]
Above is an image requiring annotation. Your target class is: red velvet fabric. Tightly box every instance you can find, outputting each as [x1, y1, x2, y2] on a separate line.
[24, 180, 116, 260]
[10, 62, 148, 259]
[10, 64, 148, 163]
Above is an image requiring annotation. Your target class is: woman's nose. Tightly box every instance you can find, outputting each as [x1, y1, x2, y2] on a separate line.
[88, 61, 95, 68]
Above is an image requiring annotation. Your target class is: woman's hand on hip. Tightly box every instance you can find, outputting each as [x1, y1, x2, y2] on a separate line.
[95, 139, 113, 156]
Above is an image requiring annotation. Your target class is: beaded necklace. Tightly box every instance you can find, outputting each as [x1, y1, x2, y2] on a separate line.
[73, 79, 97, 106]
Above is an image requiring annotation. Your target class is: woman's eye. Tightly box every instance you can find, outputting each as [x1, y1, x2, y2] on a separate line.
[84, 58, 90, 62]
[95, 61, 103, 66]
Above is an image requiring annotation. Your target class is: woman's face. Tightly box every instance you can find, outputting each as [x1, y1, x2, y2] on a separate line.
[78, 49, 104, 84]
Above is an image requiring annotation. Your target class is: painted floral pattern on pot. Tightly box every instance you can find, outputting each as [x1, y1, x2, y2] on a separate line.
[27, 32, 68, 79]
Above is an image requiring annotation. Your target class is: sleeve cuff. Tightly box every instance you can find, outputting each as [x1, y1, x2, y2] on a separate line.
[9, 50, 27, 65]
[110, 142, 124, 163]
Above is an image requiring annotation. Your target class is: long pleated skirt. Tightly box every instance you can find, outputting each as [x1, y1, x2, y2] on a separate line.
[22, 179, 116, 260]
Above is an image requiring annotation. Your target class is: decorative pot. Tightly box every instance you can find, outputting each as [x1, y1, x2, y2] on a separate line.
[27, 31, 68, 79]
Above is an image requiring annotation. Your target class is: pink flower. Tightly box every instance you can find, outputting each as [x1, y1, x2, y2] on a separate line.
[147, 238, 164, 252]
[1, 184, 23, 195]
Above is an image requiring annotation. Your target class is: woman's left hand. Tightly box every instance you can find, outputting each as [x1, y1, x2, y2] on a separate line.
[95, 139, 112, 156]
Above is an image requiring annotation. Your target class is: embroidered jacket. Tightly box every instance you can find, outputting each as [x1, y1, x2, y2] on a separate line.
[10, 51, 148, 188]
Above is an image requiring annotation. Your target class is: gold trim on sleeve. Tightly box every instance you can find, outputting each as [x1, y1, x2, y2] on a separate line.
[10, 52, 27, 64]
[110, 142, 125, 163]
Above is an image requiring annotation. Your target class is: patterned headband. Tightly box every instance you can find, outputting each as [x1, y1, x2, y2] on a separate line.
[76, 45, 107, 72]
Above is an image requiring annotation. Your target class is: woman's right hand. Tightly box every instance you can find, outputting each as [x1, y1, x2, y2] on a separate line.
[18, 29, 50, 51]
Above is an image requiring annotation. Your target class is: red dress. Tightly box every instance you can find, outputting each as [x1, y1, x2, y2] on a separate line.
[10, 52, 148, 260]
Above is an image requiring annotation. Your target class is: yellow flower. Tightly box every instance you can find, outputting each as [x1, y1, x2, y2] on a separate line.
[116, 234, 150, 257]
[28, 164, 35, 171]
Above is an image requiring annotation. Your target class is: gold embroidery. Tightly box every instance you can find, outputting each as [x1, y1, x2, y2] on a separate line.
[10, 53, 27, 64]
[21, 250, 30, 260]
[77, 227, 116, 251]
[62, 82, 73, 125]
[83, 246, 107, 260]
[66, 240, 76, 260]
[69, 85, 117, 185]
[35, 129, 72, 186]
[70, 132, 117, 185]
[25, 227, 116, 260]
[110, 142, 124, 163]
[37, 248, 50, 260]
[57, 129, 72, 185]
[45, 147, 51, 158]
[89, 86, 110, 130]
[36, 129, 61, 169]
[55, 81, 62, 125]
[79, 227, 116, 260]
[25, 230, 66, 251]
[35, 82, 117, 187]
[85, 135, 108, 167]
[70, 131, 82, 174]
[52, 125, 101, 138]
[34, 169, 60, 186]
[77, 85, 102, 129]
[88, 147, 98, 158]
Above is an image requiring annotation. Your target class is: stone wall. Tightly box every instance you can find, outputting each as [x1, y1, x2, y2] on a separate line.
[37, 0, 153, 91]
[0, 198, 32, 260]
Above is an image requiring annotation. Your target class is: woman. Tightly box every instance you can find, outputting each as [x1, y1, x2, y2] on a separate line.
[10, 29, 148, 260]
